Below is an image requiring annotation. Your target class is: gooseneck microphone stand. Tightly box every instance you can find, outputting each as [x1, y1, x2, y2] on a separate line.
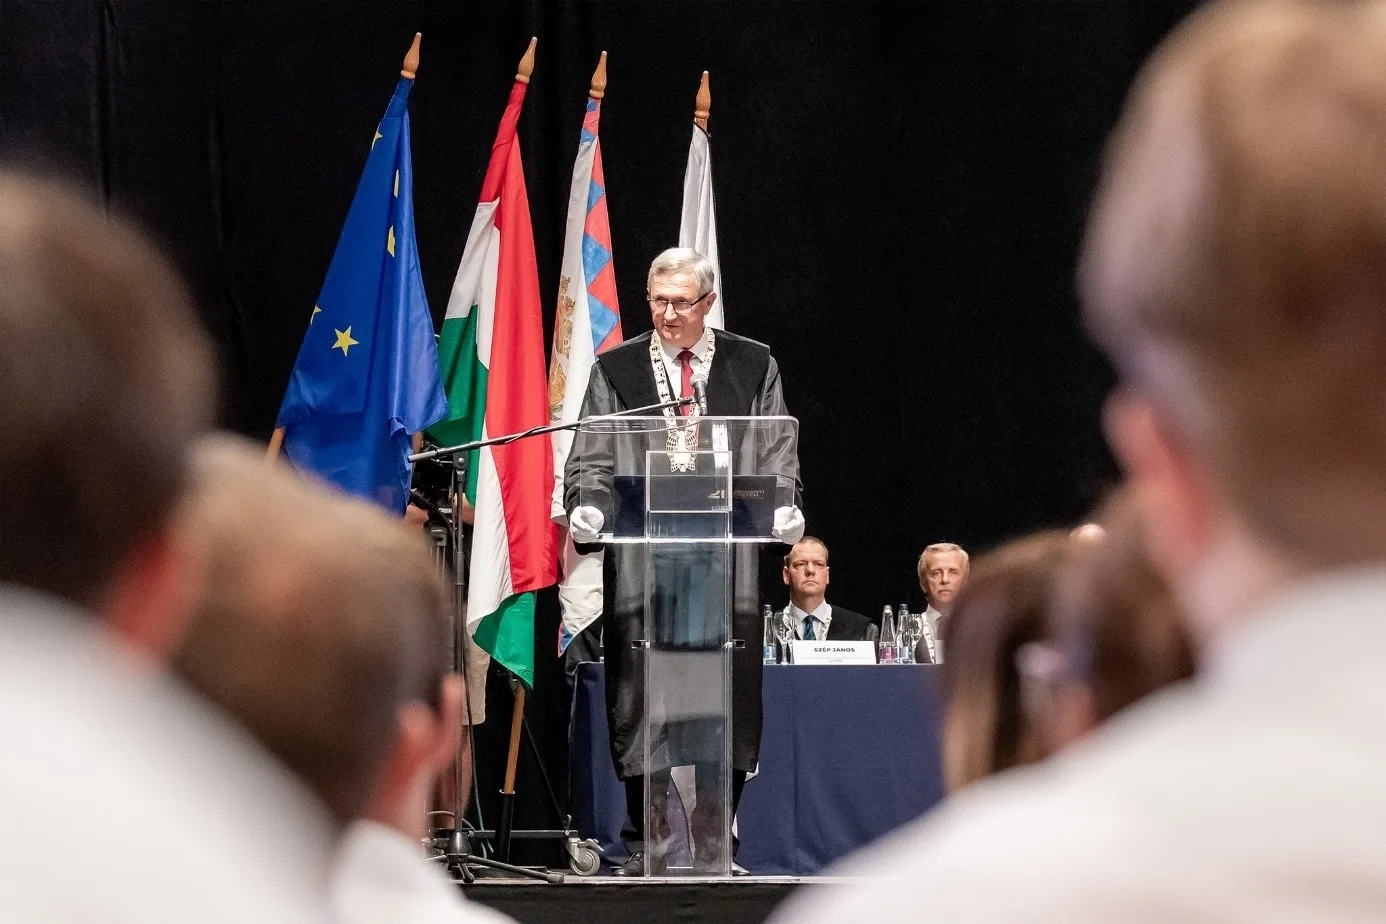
[411, 396, 692, 883]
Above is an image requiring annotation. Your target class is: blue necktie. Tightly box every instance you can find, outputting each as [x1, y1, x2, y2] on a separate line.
[803, 616, 816, 641]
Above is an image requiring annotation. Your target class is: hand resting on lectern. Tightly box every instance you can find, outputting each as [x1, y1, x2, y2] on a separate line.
[570, 505, 605, 543]
[772, 505, 806, 544]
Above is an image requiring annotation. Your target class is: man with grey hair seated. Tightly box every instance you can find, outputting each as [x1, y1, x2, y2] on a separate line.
[565, 246, 804, 875]
[916, 542, 969, 662]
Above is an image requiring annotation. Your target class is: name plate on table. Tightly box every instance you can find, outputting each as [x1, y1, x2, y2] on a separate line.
[789, 641, 877, 665]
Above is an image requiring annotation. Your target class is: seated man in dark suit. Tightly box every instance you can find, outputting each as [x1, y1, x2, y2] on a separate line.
[782, 537, 874, 641]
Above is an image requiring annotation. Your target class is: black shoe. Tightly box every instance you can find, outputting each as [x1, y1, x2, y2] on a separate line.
[611, 851, 645, 877]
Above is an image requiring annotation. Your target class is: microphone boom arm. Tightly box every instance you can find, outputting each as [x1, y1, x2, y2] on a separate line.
[408, 397, 695, 463]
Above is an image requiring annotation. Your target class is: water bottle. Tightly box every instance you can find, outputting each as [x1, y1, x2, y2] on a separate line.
[898, 602, 915, 664]
[879, 606, 897, 664]
[762, 605, 777, 665]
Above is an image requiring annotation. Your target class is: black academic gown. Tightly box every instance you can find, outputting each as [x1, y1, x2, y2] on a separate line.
[564, 330, 802, 779]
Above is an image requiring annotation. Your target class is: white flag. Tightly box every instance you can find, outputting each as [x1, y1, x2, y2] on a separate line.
[679, 124, 724, 329]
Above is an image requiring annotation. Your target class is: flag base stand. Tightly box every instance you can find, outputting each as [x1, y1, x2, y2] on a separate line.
[434, 827, 562, 885]
[429, 666, 599, 881]
[445, 672, 604, 880]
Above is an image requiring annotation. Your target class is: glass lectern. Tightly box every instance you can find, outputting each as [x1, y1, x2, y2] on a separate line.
[571, 415, 798, 877]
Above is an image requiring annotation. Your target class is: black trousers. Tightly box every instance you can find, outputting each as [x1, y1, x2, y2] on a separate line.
[623, 767, 748, 856]
[562, 617, 604, 692]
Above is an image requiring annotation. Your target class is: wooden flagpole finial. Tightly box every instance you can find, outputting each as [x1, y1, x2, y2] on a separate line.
[694, 70, 711, 131]
[516, 36, 537, 84]
[589, 50, 608, 100]
[401, 33, 421, 80]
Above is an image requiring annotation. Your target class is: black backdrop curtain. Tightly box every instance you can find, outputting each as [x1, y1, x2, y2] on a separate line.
[0, 0, 1198, 855]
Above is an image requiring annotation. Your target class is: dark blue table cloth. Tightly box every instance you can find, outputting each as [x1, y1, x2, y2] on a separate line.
[569, 663, 946, 875]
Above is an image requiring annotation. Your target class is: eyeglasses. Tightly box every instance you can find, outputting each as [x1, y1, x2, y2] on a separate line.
[647, 292, 710, 315]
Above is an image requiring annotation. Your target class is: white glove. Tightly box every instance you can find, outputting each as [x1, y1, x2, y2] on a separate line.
[771, 505, 806, 544]
[570, 505, 605, 543]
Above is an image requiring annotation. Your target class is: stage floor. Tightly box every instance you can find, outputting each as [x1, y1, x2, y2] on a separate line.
[463, 875, 851, 924]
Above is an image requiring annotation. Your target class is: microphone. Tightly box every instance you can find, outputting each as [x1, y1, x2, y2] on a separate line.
[690, 372, 709, 414]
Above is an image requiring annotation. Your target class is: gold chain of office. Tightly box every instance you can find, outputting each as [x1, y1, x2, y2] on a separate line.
[649, 330, 715, 472]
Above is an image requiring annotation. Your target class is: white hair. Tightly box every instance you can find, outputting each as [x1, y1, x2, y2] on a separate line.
[917, 542, 970, 581]
[647, 247, 716, 295]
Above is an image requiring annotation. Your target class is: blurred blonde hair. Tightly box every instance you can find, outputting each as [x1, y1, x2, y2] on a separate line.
[940, 532, 1069, 792]
[173, 435, 450, 826]
[1081, 1, 1386, 564]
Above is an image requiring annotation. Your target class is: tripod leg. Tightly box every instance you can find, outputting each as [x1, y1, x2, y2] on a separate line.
[446, 829, 477, 884]
[495, 683, 526, 863]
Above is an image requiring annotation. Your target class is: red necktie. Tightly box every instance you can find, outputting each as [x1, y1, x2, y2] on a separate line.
[678, 349, 695, 417]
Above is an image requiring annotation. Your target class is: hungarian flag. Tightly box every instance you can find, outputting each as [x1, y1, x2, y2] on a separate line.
[550, 63, 623, 654]
[679, 74, 725, 330]
[428, 75, 555, 688]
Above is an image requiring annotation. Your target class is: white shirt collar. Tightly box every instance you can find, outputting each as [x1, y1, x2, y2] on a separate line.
[790, 600, 832, 623]
[658, 326, 712, 365]
[0, 582, 337, 914]
[1207, 566, 1386, 690]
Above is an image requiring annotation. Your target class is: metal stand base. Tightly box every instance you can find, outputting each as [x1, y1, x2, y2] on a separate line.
[437, 828, 563, 884]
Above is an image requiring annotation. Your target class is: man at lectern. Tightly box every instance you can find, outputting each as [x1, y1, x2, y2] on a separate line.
[565, 247, 804, 875]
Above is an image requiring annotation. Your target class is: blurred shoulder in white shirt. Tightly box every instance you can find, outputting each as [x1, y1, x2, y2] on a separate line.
[332, 821, 515, 924]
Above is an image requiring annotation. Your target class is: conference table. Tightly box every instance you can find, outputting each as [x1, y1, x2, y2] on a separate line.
[569, 663, 947, 876]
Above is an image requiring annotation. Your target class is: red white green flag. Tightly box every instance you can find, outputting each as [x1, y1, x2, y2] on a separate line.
[428, 75, 555, 688]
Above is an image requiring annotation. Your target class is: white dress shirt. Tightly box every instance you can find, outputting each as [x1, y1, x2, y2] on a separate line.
[922, 603, 945, 639]
[0, 584, 333, 923]
[773, 568, 1386, 923]
[331, 821, 515, 924]
[789, 601, 833, 641]
[657, 327, 712, 398]
[921, 604, 944, 663]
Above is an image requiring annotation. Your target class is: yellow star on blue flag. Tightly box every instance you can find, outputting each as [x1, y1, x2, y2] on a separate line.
[332, 327, 358, 356]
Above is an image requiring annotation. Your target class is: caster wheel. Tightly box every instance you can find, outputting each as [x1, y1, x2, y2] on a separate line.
[566, 837, 602, 877]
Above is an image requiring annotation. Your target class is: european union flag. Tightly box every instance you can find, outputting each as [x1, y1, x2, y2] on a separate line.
[276, 76, 447, 513]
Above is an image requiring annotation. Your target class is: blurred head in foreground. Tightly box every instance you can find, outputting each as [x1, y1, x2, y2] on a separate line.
[939, 532, 1071, 792]
[1020, 492, 1197, 756]
[173, 436, 461, 833]
[1081, 0, 1386, 639]
[0, 172, 212, 656]
[943, 494, 1197, 793]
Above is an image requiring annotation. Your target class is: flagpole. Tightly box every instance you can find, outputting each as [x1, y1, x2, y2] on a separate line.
[266, 32, 423, 463]
[695, 69, 710, 131]
[516, 35, 536, 84]
[267, 426, 285, 461]
[401, 31, 420, 80]
[591, 50, 608, 100]
[402, 33, 423, 464]
[488, 34, 539, 868]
